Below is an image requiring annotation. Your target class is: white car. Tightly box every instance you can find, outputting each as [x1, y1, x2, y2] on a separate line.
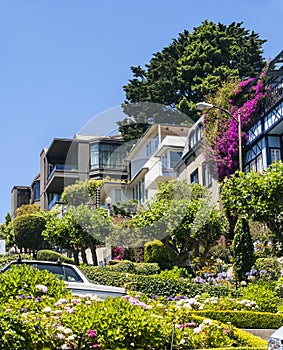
[0, 258, 126, 299]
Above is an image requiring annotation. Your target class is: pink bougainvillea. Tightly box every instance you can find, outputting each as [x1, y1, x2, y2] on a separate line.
[205, 73, 267, 180]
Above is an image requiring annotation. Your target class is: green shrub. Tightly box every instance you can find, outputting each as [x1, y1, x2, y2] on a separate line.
[159, 266, 191, 279]
[241, 283, 278, 312]
[190, 310, 283, 329]
[106, 259, 137, 273]
[36, 249, 74, 264]
[0, 310, 33, 350]
[0, 264, 69, 300]
[134, 262, 161, 275]
[144, 239, 172, 270]
[254, 257, 282, 280]
[80, 265, 131, 288]
[106, 260, 161, 275]
[0, 253, 33, 269]
[127, 275, 240, 298]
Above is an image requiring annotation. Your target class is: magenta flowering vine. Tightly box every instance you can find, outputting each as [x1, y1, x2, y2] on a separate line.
[204, 72, 267, 180]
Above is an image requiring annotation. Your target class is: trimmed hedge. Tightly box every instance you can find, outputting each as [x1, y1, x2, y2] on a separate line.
[105, 260, 161, 275]
[191, 310, 283, 329]
[81, 266, 241, 298]
[36, 249, 74, 264]
[127, 274, 241, 298]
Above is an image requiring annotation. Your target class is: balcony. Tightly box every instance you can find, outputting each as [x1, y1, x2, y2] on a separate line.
[46, 164, 79, 193]
[48, 164, 78, 180]
[48, 194, 62, 210]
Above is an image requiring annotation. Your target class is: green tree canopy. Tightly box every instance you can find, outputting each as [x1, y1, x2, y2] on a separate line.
[220, 161, 283, 242]
[133, 180, 228, 265]
[13, 213, 46, 253]
[43, 205, 112, 265]
[61, 179, 104, 207]
[121, 20, 266, 135]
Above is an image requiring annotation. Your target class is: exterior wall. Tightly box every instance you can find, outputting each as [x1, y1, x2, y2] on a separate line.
[126, 125, 190, 204]
[11, 186, 31, 219]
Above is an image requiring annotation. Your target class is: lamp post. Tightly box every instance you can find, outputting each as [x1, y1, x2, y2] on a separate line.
[196, 102, 243, 172]
[105, 196, 112, 217]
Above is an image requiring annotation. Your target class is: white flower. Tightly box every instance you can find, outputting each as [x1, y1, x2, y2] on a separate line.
[43, 307, 52, 313]
[193, 327, 202, 334]
[36, 284, 48, 293]
[63, 328, 73, 335]
[56, 333, 65, 339]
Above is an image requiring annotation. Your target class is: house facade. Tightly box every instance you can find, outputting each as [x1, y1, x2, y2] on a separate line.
[245, 50, 283, 173]
[11, 133, 128, 217]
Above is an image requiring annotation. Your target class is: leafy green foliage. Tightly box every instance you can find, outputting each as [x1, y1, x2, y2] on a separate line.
[221, 162, 283, 241]
[134, 180, 228, 265]
[241, 283, 278, 312]
[231, 217, 255, 282]
[144, 239, 172, 270]
[43, 204, 112, 265]
[0, 264, 69, 301]
[192, 309, 283, 329]
[13, 213, 46, 252]
[122, 20, 265, 130]
[61, 179, 104, 207]
[253, 257, 282, 281]
[15, 204, 41, 217]
[36, 249, 74, 264]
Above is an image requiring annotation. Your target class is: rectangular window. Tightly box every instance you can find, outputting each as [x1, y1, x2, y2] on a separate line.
[161, 153, 168, 169]
[270, 148, 281, 164]
[190, 169, 199, 184]
[133, 178, 146, 204]
[202, 164, 212, 187]
[169, 151, 182, 168]
[250, 159, 257, 172]
[146, 135, 159, 157]
[115, 189, 121, 202]
[256, 154, 263, 173]
[90, 142, 126, 170]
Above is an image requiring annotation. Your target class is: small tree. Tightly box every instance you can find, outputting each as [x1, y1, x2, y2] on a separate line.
[231, 216, 255, 282]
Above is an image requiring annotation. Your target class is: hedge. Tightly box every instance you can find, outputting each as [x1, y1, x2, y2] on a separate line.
[191, 310, 283, 329]
[127, 275, 241, 298]
[36, 249, 74, 264]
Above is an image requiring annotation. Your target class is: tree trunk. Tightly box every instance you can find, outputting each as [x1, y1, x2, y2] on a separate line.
[81, 248, 88, 265]
[73, 250, 80, 265]
[90, 241, 98, 266]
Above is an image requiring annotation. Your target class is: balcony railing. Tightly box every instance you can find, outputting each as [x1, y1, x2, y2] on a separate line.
[48, 164, 78, 180]
[48, 194, 62, 210]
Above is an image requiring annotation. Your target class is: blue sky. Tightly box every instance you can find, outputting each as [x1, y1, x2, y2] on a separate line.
[0, 0, 282, 222]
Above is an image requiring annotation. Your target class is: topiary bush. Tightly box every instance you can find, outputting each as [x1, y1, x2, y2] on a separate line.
[36, 249, 74, 264]
[144, 239, 172, 270]
[134, 262, 161, 275]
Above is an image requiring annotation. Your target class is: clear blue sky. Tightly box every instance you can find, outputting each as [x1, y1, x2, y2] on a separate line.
[0, 0, 282, 222]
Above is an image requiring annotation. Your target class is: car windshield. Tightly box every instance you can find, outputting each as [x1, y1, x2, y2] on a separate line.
[35, 263, 83, 282]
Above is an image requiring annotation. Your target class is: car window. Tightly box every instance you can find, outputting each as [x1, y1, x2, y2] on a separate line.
[64, 266, 83, 282]
[36, 263, 65, 280]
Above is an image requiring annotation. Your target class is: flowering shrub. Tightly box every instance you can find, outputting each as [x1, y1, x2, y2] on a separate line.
[204, 73, 267, 180]
[0, 265, 270, 349]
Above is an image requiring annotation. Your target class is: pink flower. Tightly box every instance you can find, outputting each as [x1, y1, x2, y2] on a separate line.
[87, 329, 97, 338]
